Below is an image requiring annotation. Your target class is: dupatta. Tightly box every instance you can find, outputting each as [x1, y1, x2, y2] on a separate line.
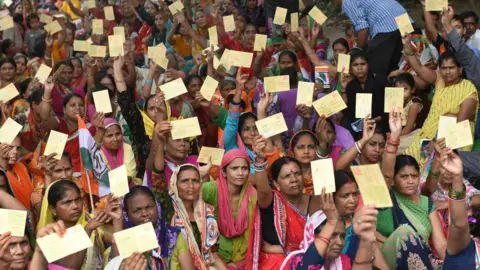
[100, 118, 125, 170]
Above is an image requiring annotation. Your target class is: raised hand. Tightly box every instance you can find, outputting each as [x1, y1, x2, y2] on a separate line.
[319, 188, 339, 224]
[295, 104, 312, 119]
[0, 232, 11, 260]
[37, 220, 67, 239]
[123, 252, 147, 270]
[362, 115, 376, 142]
[45, 34, 53, 48]
[311, 23, 320, 39]
[154, 120, 171, 141]
[252, 135, 267, 160]
[41, 153, 59, 176]
[315, 117, 331, 147]
[194, 52, 204, 66]
[257, 91, 273, 113]
[442, 6, 454, 27]
[0, 143, 11, 159]
[92, 112, 106, 130]
[439, 148, 463, 177]
[113, 56, 125, 71]
[353, 204, 379, 242]
[388, 110, 402, 139]
[235, 70, 249, 90]
[198, 157, 212, 180]
[86, 210, 111, 231]
[195, 91, 210, 108]
[105, 195, 123, 221]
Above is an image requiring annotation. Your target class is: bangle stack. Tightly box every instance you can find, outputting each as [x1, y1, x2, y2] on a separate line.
[230, 99, 242, 106]
[354, 141, 362, 154]
[254, 159, 267, 172]
[42, 96, 52, 103]
[449, 184, 466, 200]
[317, 235, 330, 246]
[385, 136, 400, 154]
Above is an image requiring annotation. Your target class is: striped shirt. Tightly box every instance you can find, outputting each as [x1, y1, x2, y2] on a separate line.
[342, 0, 413, 38]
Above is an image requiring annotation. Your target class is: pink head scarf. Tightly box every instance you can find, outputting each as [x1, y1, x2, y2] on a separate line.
[216, 149, 255, 238]
[101, 118, 125, 170]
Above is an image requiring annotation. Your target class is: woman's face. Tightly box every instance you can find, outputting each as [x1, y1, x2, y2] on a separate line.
[100, 76, 115, 92]
[14, 4, 22, 14]
[326, 221, 346, 260]
[299, 16, 308, 35]
[145, 1, 157, 15]
[362, 133, 385, 164]
[52, 156, 74, 180]
[187, 78, 202, 96]
[51, 188, 82, 225]
[71, 59, 83, 79]
[195, 12, 207, 28]
[246, 0, 256, 9]
[239, 116, 258, 147]
[166, 137, 190, 161]
[395, 81, 414, 103]
[273, 161, 303, 197]
[279, 54, 295, 71]
[3, 235, 30, 270]
[8, 137, 21, 164]
[351, 57, 368, 79]
[243, 24, 257, 45]
[0, 62, 16, 82]
[394, 165, 420, 196]
[225, 158, 249, 187]
[154, 13, 166, 31]
[127, 193, 158, 226]
[235, 15, 247, 32]
[146, 98, 161, 122]
[333, 43, 348, 63]
[439, 58, 462, 85]
[292, 134, 316, 165]
[221, 0, 234, 13]
[14, 58, 26, 76]
[64, 96, 85, 120]
[58, 65, 73, 85]
[65, 28, 74, 44]
[334, 182, 359, 216]
[221, 81, 235, 97]
[102, 125, 122, 151]
[177, 168, 201, 202]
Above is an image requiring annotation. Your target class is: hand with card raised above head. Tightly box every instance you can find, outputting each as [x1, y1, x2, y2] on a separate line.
[388, 110, 402, 140]
[198, 157, 212, 181]
[123, 252, 147, 270]
[442, 6, 455, 28]
[154, 120, 171, 141]
[45, 34, 53, 48]
[359, 115, 376, 147]
[113, 56, 125, 71]
[295, 104, 312, 120]
[92, 112, 106, 131]
[105, 195, 123, 221]
[439, 147, 463, 177]
[252, 135, 268, 161]
[41, 153, 59, 176]
[86, 210, 111, 233]
[353, 204, 378, 242]
[320, 188, 339, 225]
[257, 91, 273, 115]
[0, 232, 11, 261]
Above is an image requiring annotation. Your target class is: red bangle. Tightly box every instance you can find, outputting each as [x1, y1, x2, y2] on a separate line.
[385, 147, 398, 154]
[387, 136, 400, 146]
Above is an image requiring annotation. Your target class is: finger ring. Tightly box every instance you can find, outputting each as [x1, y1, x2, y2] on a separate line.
[356, 219, 361, 224]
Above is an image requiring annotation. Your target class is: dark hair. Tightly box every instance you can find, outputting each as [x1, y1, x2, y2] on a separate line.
[198, 64, 208, 79]
[237, 14, 252, 26]
[62, 93, 84, 108]
[438, 51, 462, 68]
[0, 58, 16, 71]
[373, 126, 387, 141]
[185, 74, 202, 88]
[278, 50, 298, 66]
[394, 155, 420, 176]
[291, 131, 319, 150]
[124, 186, 156, 213]
[19, 78, 32, 96]
[1, 39, 13, 54]
[177, 164, 200, 178]
[452, 15, 466, 28]
[280, 66, 298, 88]
[30, 36, 47, 58]
[311, 117, 336, 134]
[333, 170, 357, 198]
[27, 13, 39, 29]
[28, 88, 44, 106]
[55, 59, 74, 71]
[394, 72, 415, 90]
[238, 112, 257, 135]
[332, 38, 350, 51]
[350, 49, 368, 64]
[47, 180, 81, 207]
[13, 53, 27, 63]
[61, 151, 72, 165]
[460, 11, 479, 24]
[144, 95, 155, 112]
[271, 156, 302, 181]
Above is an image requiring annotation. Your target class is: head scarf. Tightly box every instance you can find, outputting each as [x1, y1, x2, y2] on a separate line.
[169, 164, 219, 270]
[287, 130, 318, 157]
[217, 149, 255, 238]
[101, 118, 125, 170]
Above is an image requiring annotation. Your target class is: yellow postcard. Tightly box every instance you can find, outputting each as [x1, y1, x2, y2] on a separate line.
[44, 131, 68, 160]
[44, 20, 62, 35]
[228, 50, 253, 68]
[299, 0, 305, 11]
[40, 14, 53, 24]
[351, 164, 393, 208]
[311, 158, 335, 195]
[92, 90, 112, 113]
[153, 54, 169, 69]
[426, 0, 448, 11]
[114, 223, 159, 259]
[213, 55, 221, 70]
[108, 165, 130, 197]
[224, 15, 235, 32]
[254, 34, 267, 52]
[35, 64, 53, 84]
[170, 117, 202, 140]
[296, 81, 314, 107]
[337, 54, 350, 74]
[264, 75, 290, 92]
[355, 93, 372, 119]
[273, 7, 287, 25]
[219, 49, 232, 70]
[312, 91, 347, 117]
[92, 19, 103, 35]
[108, 35, 124, 56]
[0, 83, 19, 102]
[73, 40, 89, 52]
[208, 26, 218, 46]
[113, 26, 125, 39]
[84, 0, 95, 8]
[0, 16, 14, 31]
[291, 13, 299, 32]
[200, 76, 219, 101]
[255, 113, 288, 138]
[309, 6, 328, 25]
[168, 1, 184, 15]
[446, 120, 473, 149]
[104, 6, 115, 21]
[395, 13, 414, 36]
[4, 0, 12, 7]
[384, 87, 404, 113]
[159, 78, 188, 101]
[0, 118, 22, 144]
[88, 45, 107, 58]
[198, 147, 225, 166]
[0, 209, 27, 237]
[37, 224, 93, 263]
[438, 115, 457, 139]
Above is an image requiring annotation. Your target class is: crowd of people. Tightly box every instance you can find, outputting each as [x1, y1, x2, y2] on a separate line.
[0, 0, 480, 268]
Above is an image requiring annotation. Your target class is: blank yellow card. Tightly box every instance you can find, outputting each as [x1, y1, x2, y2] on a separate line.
[35, 64, 53, 84]
[170, 117, 202, 140]
[0, 16, 14, 31]
[224, 15, 235, 32]
[438, 115, 457, 139]
[264, 75, 290, 92]
[198, 147, 225, 166]
[296, 81, 314, 107]
[395, 13, 414, 36]
[153, 54, 169, 69]
[84, 0, 96, 8]
[291, 13, 299, 32]
[255, 113, 288, 138]
[113, 26, 125, 39]
[159, 78, 188, 101]
[88, 45, 107, 58]
[426, 0, 448, 11]
[446, 120, 473, 149]
[44, 20, 62, 35]
[337, 54, 350, 74]
[254, 34, 267, 52]
[312, 91, 347, 117]
[44, 130, 68, 160]
[37, 224, 93, 263]
[92, 19, 103, 35]
[273, 7, 287, 25]
[92, 90, 112, 113]
[168, 0, 184, 15]
[108, 165, 129, 197]
[309, 6, 327, 25]
[148, 44, 167, 59]
[351, 164, 393, 208]
[228, 50, 253, 68]
[0, 83, 19, 102]
[219, 49, 232, 70]
[40, 14, 53, 24]
[208, 26, 218, 46]
[384, 87, 404, 113]
[0, 209, 27, 237]
[108, 35, 124, 56]
[104, 6, 115, 21]
[0, 118, 22, 144]
[114, 223, 159, 259]
[200, 76, 219, 101]
[74, 40, 89, 52]
[355, 93, 372, 119]
[311, 158, 335, 195]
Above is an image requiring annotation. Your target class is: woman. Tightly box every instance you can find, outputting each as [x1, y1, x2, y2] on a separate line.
[0, 59, 17, 88]
[123, 185, 192, 269]
[202, 149, 257, 267]
[169, 164, 226, 269]
[288, 131, 320, 194]
[70, 57, 86, 90]
[37, 180, 110, 269]
[403, 34, 478, 169]
[49, 60, 86, 117]
[13, 53, 29, 83]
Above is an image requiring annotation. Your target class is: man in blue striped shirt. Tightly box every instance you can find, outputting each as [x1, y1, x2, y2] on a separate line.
[334, 0, 414, 75]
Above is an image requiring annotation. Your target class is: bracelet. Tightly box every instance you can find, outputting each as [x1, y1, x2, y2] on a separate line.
[253, 159, 267, 172]
[145, 79, 153, 84]
[430, 171, 440, 178]
[230, 99, 242, 106]
[402, 50, 415, 56]
[387, 136, 400, 146]
[355, 255, 375, 265]
[354, 141, 362, 154]
[42, 96, 52, 103]
[384, 146, 398, 154]
[449, 184, 466, 200]
[317, 235, 330, 245]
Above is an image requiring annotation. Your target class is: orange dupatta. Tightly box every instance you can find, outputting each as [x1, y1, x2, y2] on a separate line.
[6, 162, 33, 209]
